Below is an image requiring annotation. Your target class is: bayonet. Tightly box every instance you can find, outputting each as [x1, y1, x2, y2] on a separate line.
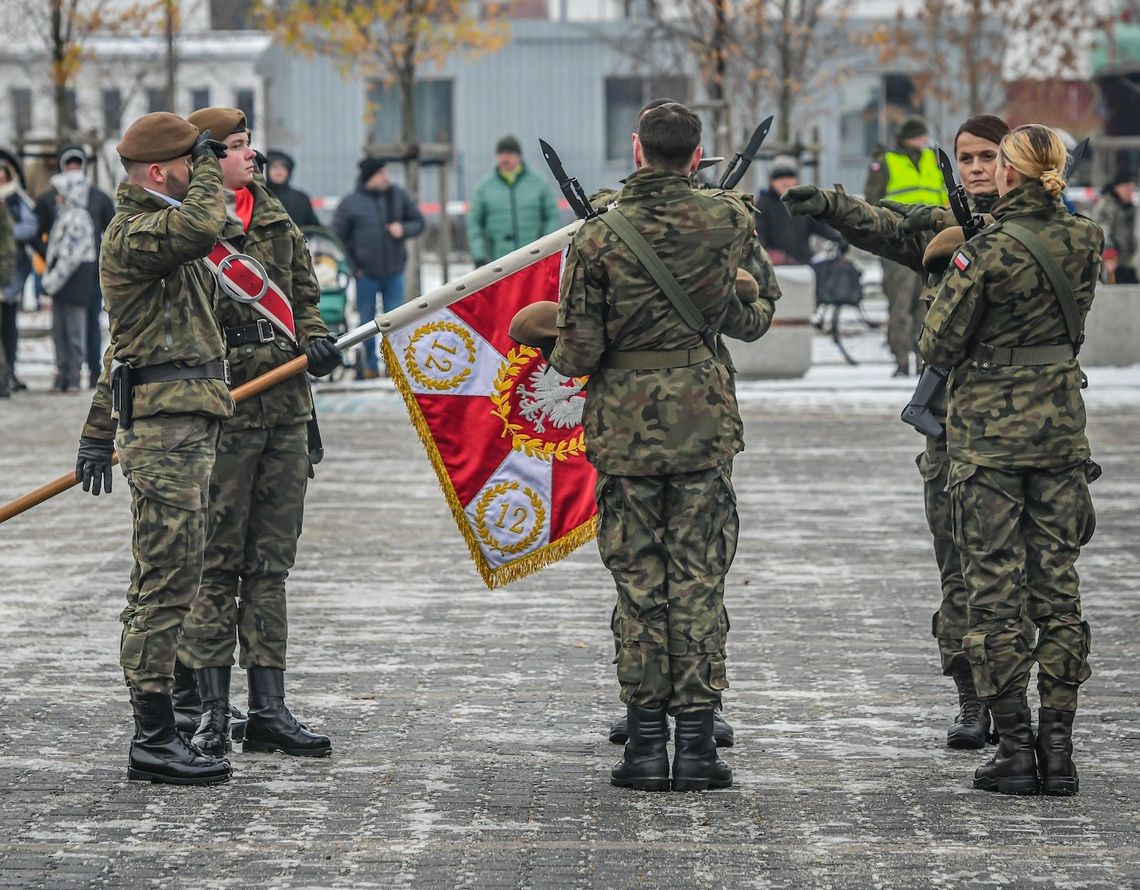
[718, 115, 774, 191]
[1064, 138, 1089, 180]
[937, 147, 985, 240]
[539, 139, 598, 221]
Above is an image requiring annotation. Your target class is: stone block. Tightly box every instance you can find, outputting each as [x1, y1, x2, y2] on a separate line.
[730, 265, 814, 379]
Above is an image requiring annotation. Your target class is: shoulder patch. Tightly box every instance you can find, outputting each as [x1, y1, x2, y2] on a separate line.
[952, 252, 970, 272]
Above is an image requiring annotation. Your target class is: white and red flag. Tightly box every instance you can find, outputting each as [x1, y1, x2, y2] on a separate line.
[381, 253, 598, 588]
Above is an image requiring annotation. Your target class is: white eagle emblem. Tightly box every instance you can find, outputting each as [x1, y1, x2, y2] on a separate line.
[516, 365, 585, 433]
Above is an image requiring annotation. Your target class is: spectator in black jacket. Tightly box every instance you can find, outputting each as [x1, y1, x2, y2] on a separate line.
[265, 150, 321, 229]
[34, 146, 114, 387]
[755, 157, 839, 265]
[333, 156, 425, 378]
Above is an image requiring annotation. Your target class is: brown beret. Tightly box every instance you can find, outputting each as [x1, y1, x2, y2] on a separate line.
[186, 107, 247, 140]
[922, 226, 966, 275]
[116, 112, 199, 163]
[509, 301, 559, 354]
[735, 268, 759, 303]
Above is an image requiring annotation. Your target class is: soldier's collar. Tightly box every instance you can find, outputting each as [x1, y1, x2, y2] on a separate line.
[619, 168, 694, 199]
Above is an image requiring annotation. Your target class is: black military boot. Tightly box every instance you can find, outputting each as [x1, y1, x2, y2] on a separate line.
[947, 657, 991, 749]
[127, 690, 231, 785]
[610, 703, 670, 792]
[171, 659, 201, 736]
[610, 709, 735, 747]
[191, 666, 232, 757]
[672, 710, 733, 792]
[243, 666, 331, 757]
[1037, 708, 1079, 796]
[973, 707, 1039, 795]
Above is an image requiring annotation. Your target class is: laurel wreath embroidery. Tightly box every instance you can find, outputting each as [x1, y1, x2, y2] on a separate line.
[490, 346, 585, 462]
[404, 321, 476, 392]
[474, 481, 546, 556]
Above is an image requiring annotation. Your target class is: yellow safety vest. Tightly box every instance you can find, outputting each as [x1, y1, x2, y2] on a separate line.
[883, 149, 948, 206]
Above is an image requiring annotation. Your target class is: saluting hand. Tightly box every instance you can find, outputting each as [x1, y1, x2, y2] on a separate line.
[781, 184, 831, 218]
[191, 129, 228, 162]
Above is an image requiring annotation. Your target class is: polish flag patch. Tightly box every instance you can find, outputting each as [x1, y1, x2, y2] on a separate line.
[953, 252, 971, 272]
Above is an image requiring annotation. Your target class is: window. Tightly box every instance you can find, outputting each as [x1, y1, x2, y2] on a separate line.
[10, 87, 32, 135]
[367, 80, 453, 146]
[603, 76, 690, 161]
[63, 89, 79, 133]
[147, 86, 170, 113]
[210, 0, 255, 29]
[102, 88, 123, 136]
[190, 87, 210, 112]
[234, 89, 255, 131]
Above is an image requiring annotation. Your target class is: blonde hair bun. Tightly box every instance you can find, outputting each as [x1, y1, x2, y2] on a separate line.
[1040, 167, 1066, 197]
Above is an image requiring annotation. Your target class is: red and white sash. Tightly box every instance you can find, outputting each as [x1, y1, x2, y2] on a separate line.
[204, 239, 297, 343]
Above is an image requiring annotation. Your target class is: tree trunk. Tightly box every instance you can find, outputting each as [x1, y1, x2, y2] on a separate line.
[51, 0, 68, 145]
[710, 0, 729, 153]
[399, 62, 422, 299]
[164, 0, 177, 112]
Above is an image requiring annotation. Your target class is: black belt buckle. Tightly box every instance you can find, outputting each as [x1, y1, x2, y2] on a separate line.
[222, 360, 231, 386]
[256, 318, 275, 343]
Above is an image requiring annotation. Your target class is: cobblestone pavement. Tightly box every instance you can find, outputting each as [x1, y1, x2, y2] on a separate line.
[1, 367, 1138, 889]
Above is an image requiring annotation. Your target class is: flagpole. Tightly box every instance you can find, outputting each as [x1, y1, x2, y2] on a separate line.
[0, 222, 582, 525]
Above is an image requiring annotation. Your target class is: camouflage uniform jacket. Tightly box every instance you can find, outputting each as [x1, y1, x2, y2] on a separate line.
[218, 175, 328, 430]
[918, 181, 1103, 470]
[549, 168, 779, 476]
[811, 187, 997, 275]
[83, 155, 232, 439]
[0, 201, 14, 288]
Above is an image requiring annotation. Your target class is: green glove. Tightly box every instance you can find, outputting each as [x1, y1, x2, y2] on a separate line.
[781, 185, 831, 218]
[897, 205, 954, 236]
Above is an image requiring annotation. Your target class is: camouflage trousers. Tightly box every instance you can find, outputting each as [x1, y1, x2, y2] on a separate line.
[882, 259, 924, 364]
[597, 464, 737, 715]
[949, 460, 1095, 713]
[179, 422, 308, 671]
[117, 414, 220, 694]
[918, 438, 1035, 675]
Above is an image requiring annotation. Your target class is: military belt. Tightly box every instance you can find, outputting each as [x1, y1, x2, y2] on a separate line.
[601, 344, 715, 370]
[132, 360, 231, 386]
[967, 342, 1076, 367]
[226, 319, 276, 347]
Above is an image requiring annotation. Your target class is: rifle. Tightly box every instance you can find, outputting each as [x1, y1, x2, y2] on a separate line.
[899, 148, 978, 440]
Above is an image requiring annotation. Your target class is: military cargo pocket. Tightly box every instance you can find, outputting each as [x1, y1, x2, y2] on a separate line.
[962, 631, 999, 698]
[707, 654, 729, 692]
[616, 617, 647, 687]
[131, 473, 204, 568]
[1078, 464, 1098, 546]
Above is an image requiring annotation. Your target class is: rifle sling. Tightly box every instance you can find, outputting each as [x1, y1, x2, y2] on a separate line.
[998, 221, 1083, 350]
[597, 210, 711, 341]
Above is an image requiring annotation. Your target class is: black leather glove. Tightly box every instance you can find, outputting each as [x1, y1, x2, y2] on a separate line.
[75, 436, 114, 496]
[781, 184, 831, 218]
[305, 335, 342, 377]
[191, 129, 228, 162]
[253, 149, 268, 174]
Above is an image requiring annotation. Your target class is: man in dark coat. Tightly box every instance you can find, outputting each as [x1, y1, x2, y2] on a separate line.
[265, 150, 321, 229]
[754, 157, 839, 265]
[332, 157, 425, 378]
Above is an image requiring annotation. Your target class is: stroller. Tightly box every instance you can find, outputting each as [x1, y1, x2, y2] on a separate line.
[812, 241, 876, 365]
[302, 226, 353, 381]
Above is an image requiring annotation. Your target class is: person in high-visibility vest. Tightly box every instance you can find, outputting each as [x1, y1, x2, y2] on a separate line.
[865, 116, 949, 376]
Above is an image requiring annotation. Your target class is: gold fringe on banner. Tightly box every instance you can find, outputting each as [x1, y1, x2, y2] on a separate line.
[381, 338, 597, 590]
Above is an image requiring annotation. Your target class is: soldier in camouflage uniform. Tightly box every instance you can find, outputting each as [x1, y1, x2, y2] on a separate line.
[593, 96, 764, 752]
[178, 107, 340, 759]
[919, 124, 1101, 796]
[73, 112, 234, 785]
[549, 103, 778, 792]
[0, 200, 13, 398]
[782, 116, 1025, 751]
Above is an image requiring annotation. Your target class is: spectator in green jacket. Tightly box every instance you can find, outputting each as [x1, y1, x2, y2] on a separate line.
[466, 134, 559, 267]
